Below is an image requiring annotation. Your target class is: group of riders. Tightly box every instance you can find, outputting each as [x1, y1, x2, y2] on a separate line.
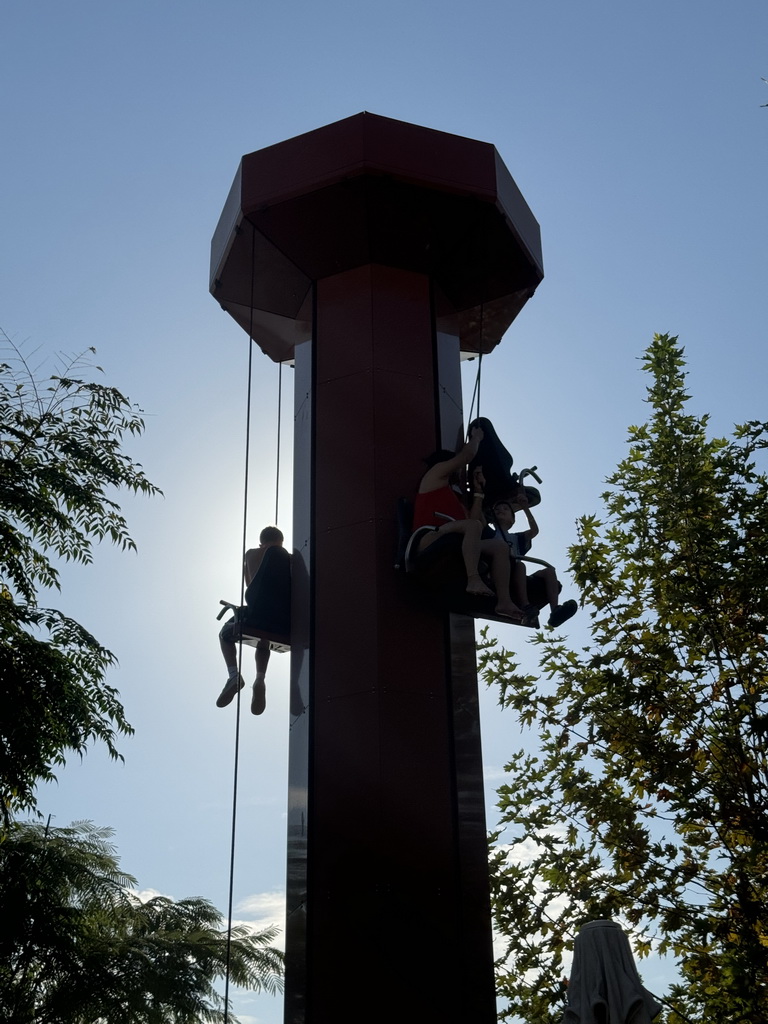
[215, 419, 576, 716]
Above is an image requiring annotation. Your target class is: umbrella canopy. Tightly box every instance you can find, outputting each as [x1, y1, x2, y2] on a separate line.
[563, 920, 662, 1024]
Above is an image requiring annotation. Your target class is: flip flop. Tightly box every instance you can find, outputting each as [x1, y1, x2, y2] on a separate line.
[548, 600, 578, 628]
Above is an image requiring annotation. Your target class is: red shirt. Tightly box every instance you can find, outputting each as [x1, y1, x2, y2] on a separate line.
[412, 486, 468, 529]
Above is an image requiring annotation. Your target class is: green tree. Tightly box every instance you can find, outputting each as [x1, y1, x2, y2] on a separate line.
[0, 819, 283, 1023]
[483, 334, 768, 1023]
[0, 334, 284, 1015]
[0, 330, 160, 824]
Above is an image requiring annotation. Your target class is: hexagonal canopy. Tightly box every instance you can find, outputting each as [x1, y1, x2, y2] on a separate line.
[210, 112, 543, 361]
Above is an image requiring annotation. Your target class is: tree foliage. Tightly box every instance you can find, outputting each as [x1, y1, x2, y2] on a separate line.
[0, 330, 161, 822]
[0, 819, 283, 1023]
[483, 334, 768, 1023]
[0, 333, 284, 1016]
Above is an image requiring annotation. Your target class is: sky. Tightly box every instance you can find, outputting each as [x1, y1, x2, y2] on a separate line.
[2, 2, 767, 1021]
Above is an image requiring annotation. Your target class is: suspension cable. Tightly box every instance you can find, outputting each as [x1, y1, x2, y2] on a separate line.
[222, 227, 286, 1021]
[475, 351, 483, 422]
[222, 223, 258, 1023]
[476, 301, 483, 422]
[274, 363, 282, 524]
[466, 303, 484, 431]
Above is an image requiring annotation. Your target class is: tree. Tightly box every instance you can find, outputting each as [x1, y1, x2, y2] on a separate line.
[482, 334, 768, 1023]
[0, 819, 283, 1023]
[0, 334, 284, 1015]
[0, 330, 160, 824]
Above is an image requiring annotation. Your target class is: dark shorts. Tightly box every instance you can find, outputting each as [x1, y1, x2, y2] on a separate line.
[219, 610, 256, 643]
[219, 613, 273, 648]
[219, 617, 237, 643]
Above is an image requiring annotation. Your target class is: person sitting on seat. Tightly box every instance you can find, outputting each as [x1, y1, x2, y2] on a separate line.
[216, 525, 285, 715]
[487, 494, 577, 629]
[413, 426, 523, 620]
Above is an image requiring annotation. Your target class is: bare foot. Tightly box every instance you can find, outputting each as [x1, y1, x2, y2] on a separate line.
[466, 573, 494, 598]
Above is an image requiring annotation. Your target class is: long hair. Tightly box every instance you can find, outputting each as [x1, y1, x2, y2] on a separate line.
[468, 417, 515, 506]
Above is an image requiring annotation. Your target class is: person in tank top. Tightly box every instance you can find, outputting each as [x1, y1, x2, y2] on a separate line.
[414, 425, 523, 620]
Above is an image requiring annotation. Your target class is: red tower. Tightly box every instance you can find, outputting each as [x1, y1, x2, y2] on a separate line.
[211, 112, 543, 1024]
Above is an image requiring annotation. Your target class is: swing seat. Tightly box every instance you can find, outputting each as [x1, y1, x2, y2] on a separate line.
[395, 498, 539, 628]
[217, 545, 292, 652]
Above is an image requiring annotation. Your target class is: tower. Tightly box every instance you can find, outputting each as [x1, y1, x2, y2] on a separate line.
[210, 112, 543, 1023]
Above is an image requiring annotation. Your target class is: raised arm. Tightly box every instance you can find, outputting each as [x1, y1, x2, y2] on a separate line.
[514, 490, 539, 540]
[469, 465, 488, 525]
[418, 426, 484, 493]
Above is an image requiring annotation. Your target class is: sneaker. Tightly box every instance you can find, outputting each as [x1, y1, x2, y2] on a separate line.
[216, 673, 244, 708]
[251, 678, 267, 716]
[548, 600, 578, 629]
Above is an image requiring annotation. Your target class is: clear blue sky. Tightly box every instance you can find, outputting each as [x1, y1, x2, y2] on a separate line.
[3, 2, 766, 1021]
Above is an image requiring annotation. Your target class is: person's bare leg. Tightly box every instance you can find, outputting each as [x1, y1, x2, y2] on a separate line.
[251, 640, 270, 716]
[220, 636, 238, 672]
[217, 628, 245, 708]
[255, 642, 270, 681]
[543, 567, 560, 614]
[480, 540, 522, 617]
[419, 519, 494, 598]
[461, 520, 495, 597]
[530, 567, 559, 614]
